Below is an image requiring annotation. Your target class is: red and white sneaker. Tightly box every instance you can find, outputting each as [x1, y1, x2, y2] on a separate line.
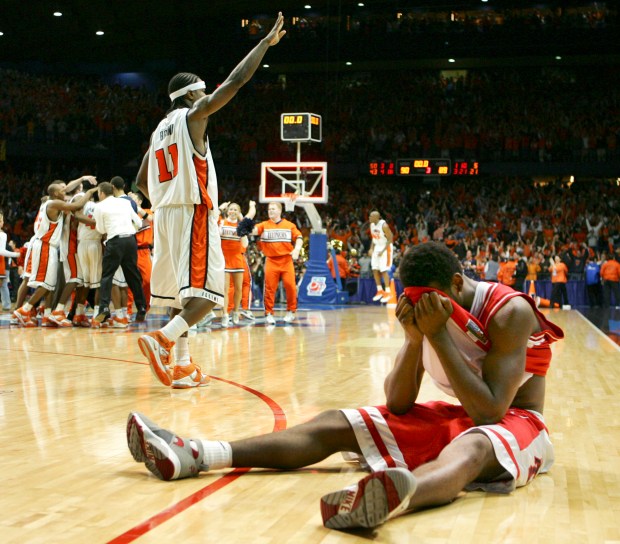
[49, 310, 72, 327]
[171, 359, 211, 389]
[320, 468, 417, 530]
[138, 331, 175, 386]
[372, 289, 385, 302]
[126, 412, 208, 481]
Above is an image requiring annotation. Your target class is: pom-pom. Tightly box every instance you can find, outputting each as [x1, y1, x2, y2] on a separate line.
[237, 217, 256, 237]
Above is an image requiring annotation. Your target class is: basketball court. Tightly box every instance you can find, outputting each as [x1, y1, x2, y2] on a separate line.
[1, 305, 619, 543]
[2, 113, 619, 543]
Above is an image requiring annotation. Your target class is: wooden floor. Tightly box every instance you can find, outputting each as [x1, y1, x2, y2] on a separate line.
[1, 306, 619, 544]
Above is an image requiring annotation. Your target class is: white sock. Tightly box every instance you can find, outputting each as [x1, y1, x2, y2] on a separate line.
[23, 302, 33, 312]
[174, 337, 190, 367]
[122, 307, 128, 318]
[44, 308, 51, 317]
[199, 440, 232, 470]
[376, 284, 382, 291]
[93, 305, 99, 317]
[161, 315, 189, 342]
[384, 286, 391, 293]
[76, 304, 85, 316]
[115, 309, 124, 318]
[56, 303, 65, 312]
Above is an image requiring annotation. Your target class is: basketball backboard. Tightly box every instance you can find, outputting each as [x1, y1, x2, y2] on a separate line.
[259, 161, 328, 211]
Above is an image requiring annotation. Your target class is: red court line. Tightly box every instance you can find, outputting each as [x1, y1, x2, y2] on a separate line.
[107, 376, 288, 544]
[0, 346, 147, 366]
[1, 346, 288, 541]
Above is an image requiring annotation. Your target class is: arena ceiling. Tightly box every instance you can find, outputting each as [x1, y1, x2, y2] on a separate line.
[0, 0, 612, 69]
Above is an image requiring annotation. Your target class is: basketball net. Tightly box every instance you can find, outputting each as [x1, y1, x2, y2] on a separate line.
[282, 192, 300, 212]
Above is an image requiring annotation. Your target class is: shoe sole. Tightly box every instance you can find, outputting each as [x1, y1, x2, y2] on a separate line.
[13, 311, 30, 326]
[48, 316, 68, 327]
[138, 336, 172, 386]
[171, 376, 211, 389]
[320, 468, 416, 529]
[126, 412, 179, 480]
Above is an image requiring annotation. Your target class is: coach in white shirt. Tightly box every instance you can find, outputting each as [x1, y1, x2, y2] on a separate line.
[93, 181, 147, 323]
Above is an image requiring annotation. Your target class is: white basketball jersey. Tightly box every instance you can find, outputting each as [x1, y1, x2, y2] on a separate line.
[33, 200, 64, 247]
[78, 200, 103, 241]
[59, 192, 83, 260]
[147, 108, 218, 210]
[370, 219, 389, 250]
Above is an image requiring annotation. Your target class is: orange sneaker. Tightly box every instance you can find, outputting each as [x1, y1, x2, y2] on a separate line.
[72, 314, 91, 327]
[49, 310, 72, 327]
[171, 359, 211, 389]
[13, 306, 33, 326]
[41, 316, 58, 328]
[138, 331, 175, 386]
[111, 316, 129, 329]
[372, 289, 385, 302]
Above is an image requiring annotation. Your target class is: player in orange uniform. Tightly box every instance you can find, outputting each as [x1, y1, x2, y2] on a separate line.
[252, 202, 302, 324]
[218, 200, 256, 326]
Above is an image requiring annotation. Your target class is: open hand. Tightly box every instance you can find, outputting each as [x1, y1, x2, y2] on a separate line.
[265, 12, 286, 46]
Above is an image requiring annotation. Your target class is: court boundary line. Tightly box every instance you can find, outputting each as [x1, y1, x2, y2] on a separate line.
[573, 310, 620, 352]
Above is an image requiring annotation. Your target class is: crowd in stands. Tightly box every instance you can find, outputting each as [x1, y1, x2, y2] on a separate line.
[2, 174, 619, 313]
[1, 60, 619, 311]
[2, 64, 619, 171]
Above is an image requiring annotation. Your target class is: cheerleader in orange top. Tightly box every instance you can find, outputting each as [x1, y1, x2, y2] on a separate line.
[251, 202, 302, 324]
[219, 200, 256, 327]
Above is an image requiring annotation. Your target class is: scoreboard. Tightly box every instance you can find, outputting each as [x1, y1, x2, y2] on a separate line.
[368, 159, 479, 177]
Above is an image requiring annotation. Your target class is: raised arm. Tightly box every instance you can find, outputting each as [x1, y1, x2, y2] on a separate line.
[65, 175, 97, 194]
[190, 13, 286, 120]
[245, 200, 257, 220]
[47, 187, 98, 213]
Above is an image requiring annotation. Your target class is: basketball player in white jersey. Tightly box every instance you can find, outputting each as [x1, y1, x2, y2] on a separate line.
[369, 210, 394, 304]
[13, 183, 98, 326]
[135, 13, 286, 388]
[49, 184, 88, 327]
[74, 192, 103, 327]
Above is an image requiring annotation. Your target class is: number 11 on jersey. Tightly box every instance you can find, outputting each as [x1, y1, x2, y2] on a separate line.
[155, 143, 179, 183]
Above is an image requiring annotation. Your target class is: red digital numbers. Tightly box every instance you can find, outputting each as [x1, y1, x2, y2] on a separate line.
[369, 161, 395, 176]
[452, 160, 479, 176]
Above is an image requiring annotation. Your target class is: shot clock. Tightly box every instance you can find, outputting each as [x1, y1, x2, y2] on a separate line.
[280, 113, 322, 142]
